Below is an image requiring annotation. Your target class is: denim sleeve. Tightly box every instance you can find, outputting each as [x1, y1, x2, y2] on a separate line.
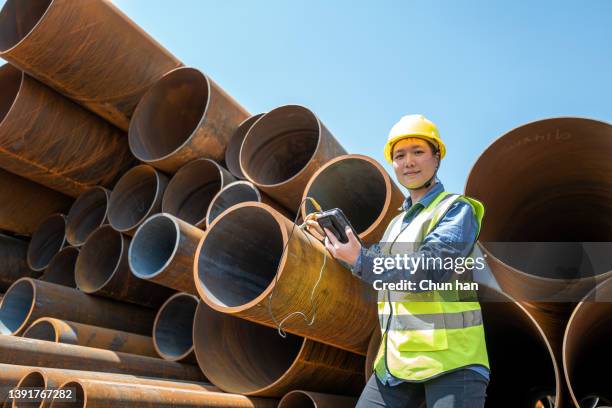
[351, 201, 479, 287]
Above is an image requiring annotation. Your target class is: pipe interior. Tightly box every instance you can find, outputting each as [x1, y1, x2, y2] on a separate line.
[14, 371, 46, 408]
[193, 302, 303, 394]
[279, 393, 315, 408]
[208, 183, 259, 225]
[225, 114, 263, 178]
[155, 295, 197, 358]
[241, 107, 319, 185]
[49, 382, 84, 408]
[27, 215, 65, 271]
[23, 320, 56, 342]
[198, 206, 283, 307]
[76, 228, 122, 292]
[0, 279, 33, 335]
[130, 216, 178, 278]
[129, 68, 208, 161]
[0, 65, 21, 122]
[0, 0, 52, 52]
[108, 166, 158, 231]
[163, 160, 222, 225]
[66, 189, 108, 245]
[304, 158, 387, 233]
[43, 248, 78, 288]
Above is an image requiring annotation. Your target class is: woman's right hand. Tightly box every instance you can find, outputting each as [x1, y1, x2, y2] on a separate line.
[304, 213, 325, 241]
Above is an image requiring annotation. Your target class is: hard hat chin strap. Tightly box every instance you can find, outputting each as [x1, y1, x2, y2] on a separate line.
[408, 155, 440, 191]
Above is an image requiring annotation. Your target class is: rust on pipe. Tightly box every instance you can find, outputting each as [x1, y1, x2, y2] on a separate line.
[563, 276, 612, 407]
[0, 336, 203, 382]
[129, 67, 249, 172]
[194, 202, 377, 355]
[75, 226, 173, 307]
[65, 187, 110, 247]
[205, 181, 290, 228]
[26, 214, 67, 272]
[240, 105, 347, 211]
[0, 278, 155, 336]
[107, 165, 169, 236]
[0, 363, 33, 402]
[364, 328, 381, 383]
[225, 113, 265, 179]
[302, 154, 405, 245]
[0, 234, 36, 291]
[0, 0, 182, 130]
[23, 317, 157, 358]
[162, 159, 236, 228]
[40, 246, 78, 288]
[129, 213, 204, 294]
[193, 302, 364, 397]
[153, 293, 198, 363]
[0, 168, 72, 235]
[0, 64, 134, 197]
[278, 390, 357, 408]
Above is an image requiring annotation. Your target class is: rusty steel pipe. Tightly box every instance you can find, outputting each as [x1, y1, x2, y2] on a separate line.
[0, 64, 133, 197]
[0, 0, 182, 130]
[205, 181, 290, 228]
[193, 302, 364, 397]
[0, 169, 72, 235]
[23, 317, 157, 358]
[65, 187, 110, 247]
[26, 214, 67, 272]
[0, 278, 155, 336]
[130, 213, 204, 294]
[129, 67, 249, 172]
[0, 234, 36, 292]
[153, 293, 198, 363]
[302, 154, 405, 245]
[0, 364, 33, 402]
[278, 391, 357, 408]
[364, 328, 381, 383]
[0, 336, 203, 382]
[194, 202, 376, 355]
[240, 105, 347, 210]
[225, 113, 265, 179]
[162, 159, 236, 228]
[49, 379, 276, 408]
[40, 247, 78, 288]
[107, 165, 169, 236]
[75, 226, 173, 307]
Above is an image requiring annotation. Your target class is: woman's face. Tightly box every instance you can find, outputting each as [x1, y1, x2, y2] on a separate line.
[392, 138, 439, 189]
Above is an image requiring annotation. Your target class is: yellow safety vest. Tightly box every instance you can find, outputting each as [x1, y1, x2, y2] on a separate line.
[373, 191, 489, 382]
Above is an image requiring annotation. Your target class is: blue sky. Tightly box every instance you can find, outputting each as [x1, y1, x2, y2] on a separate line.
[114, 1, 611, 193]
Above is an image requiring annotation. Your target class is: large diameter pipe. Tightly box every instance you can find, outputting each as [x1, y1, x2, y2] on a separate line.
[364, 328, 381, 383]
[194, 202, 377, 355]
[278, 391, 357, 408]
[40, 247, 78, 288]
[0, 363, 33, 402]
[0, 336, 203, 382]
[193, 302, 364, 397]
[162, 159, 236, 228]
[129, 67, 249, 172]
[240, 105, 347, 211]
[153, 293, 198, 363]
[0, 169, 72, 235]
[0, 64, 134, 197]
[23, 317, 157, 358]
[65, 187, 110, 247]
[26, 214, 67, 272]
[130, 213, 204, 294]
[0, 278, 155, 336]
[0, 0, 182, 130]
[107, 165, 169, 236]
[225, 114, 265, 179]
[0, 234, 36, 292]
[302, 154, 405, 245]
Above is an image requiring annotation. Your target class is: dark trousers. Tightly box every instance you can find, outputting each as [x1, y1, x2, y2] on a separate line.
[356, 370, 488, 408]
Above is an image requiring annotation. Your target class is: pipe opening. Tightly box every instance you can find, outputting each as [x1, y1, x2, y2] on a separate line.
[0, 0, 52, 52]
[279, 392, 315, 408]
[154, 294, 197, 359]
[23, 320, 57, 342]
[108, 166, 161, 232]
[240, 106, 319, 186]
[27, 214, 66, 271]
[0, 279, 34, 335]
[198, 206, 283, 307]
[75, 227, 123, 293]
[207, 182, 260, 226]
[193, 302, 303, 394]
[225, 114, 264, 179]
[49, 382, 84, 408]
[66, 188, 108, 246]
[43, 247, 78, 288]
[14, 371, 46, 408]
[130, 215, 178, 278]
[129, 68, 209, 162]
[0, 65, 21, 123]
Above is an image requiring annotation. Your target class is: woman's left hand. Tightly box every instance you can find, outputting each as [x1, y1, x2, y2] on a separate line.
[323, 227, 362, 267]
